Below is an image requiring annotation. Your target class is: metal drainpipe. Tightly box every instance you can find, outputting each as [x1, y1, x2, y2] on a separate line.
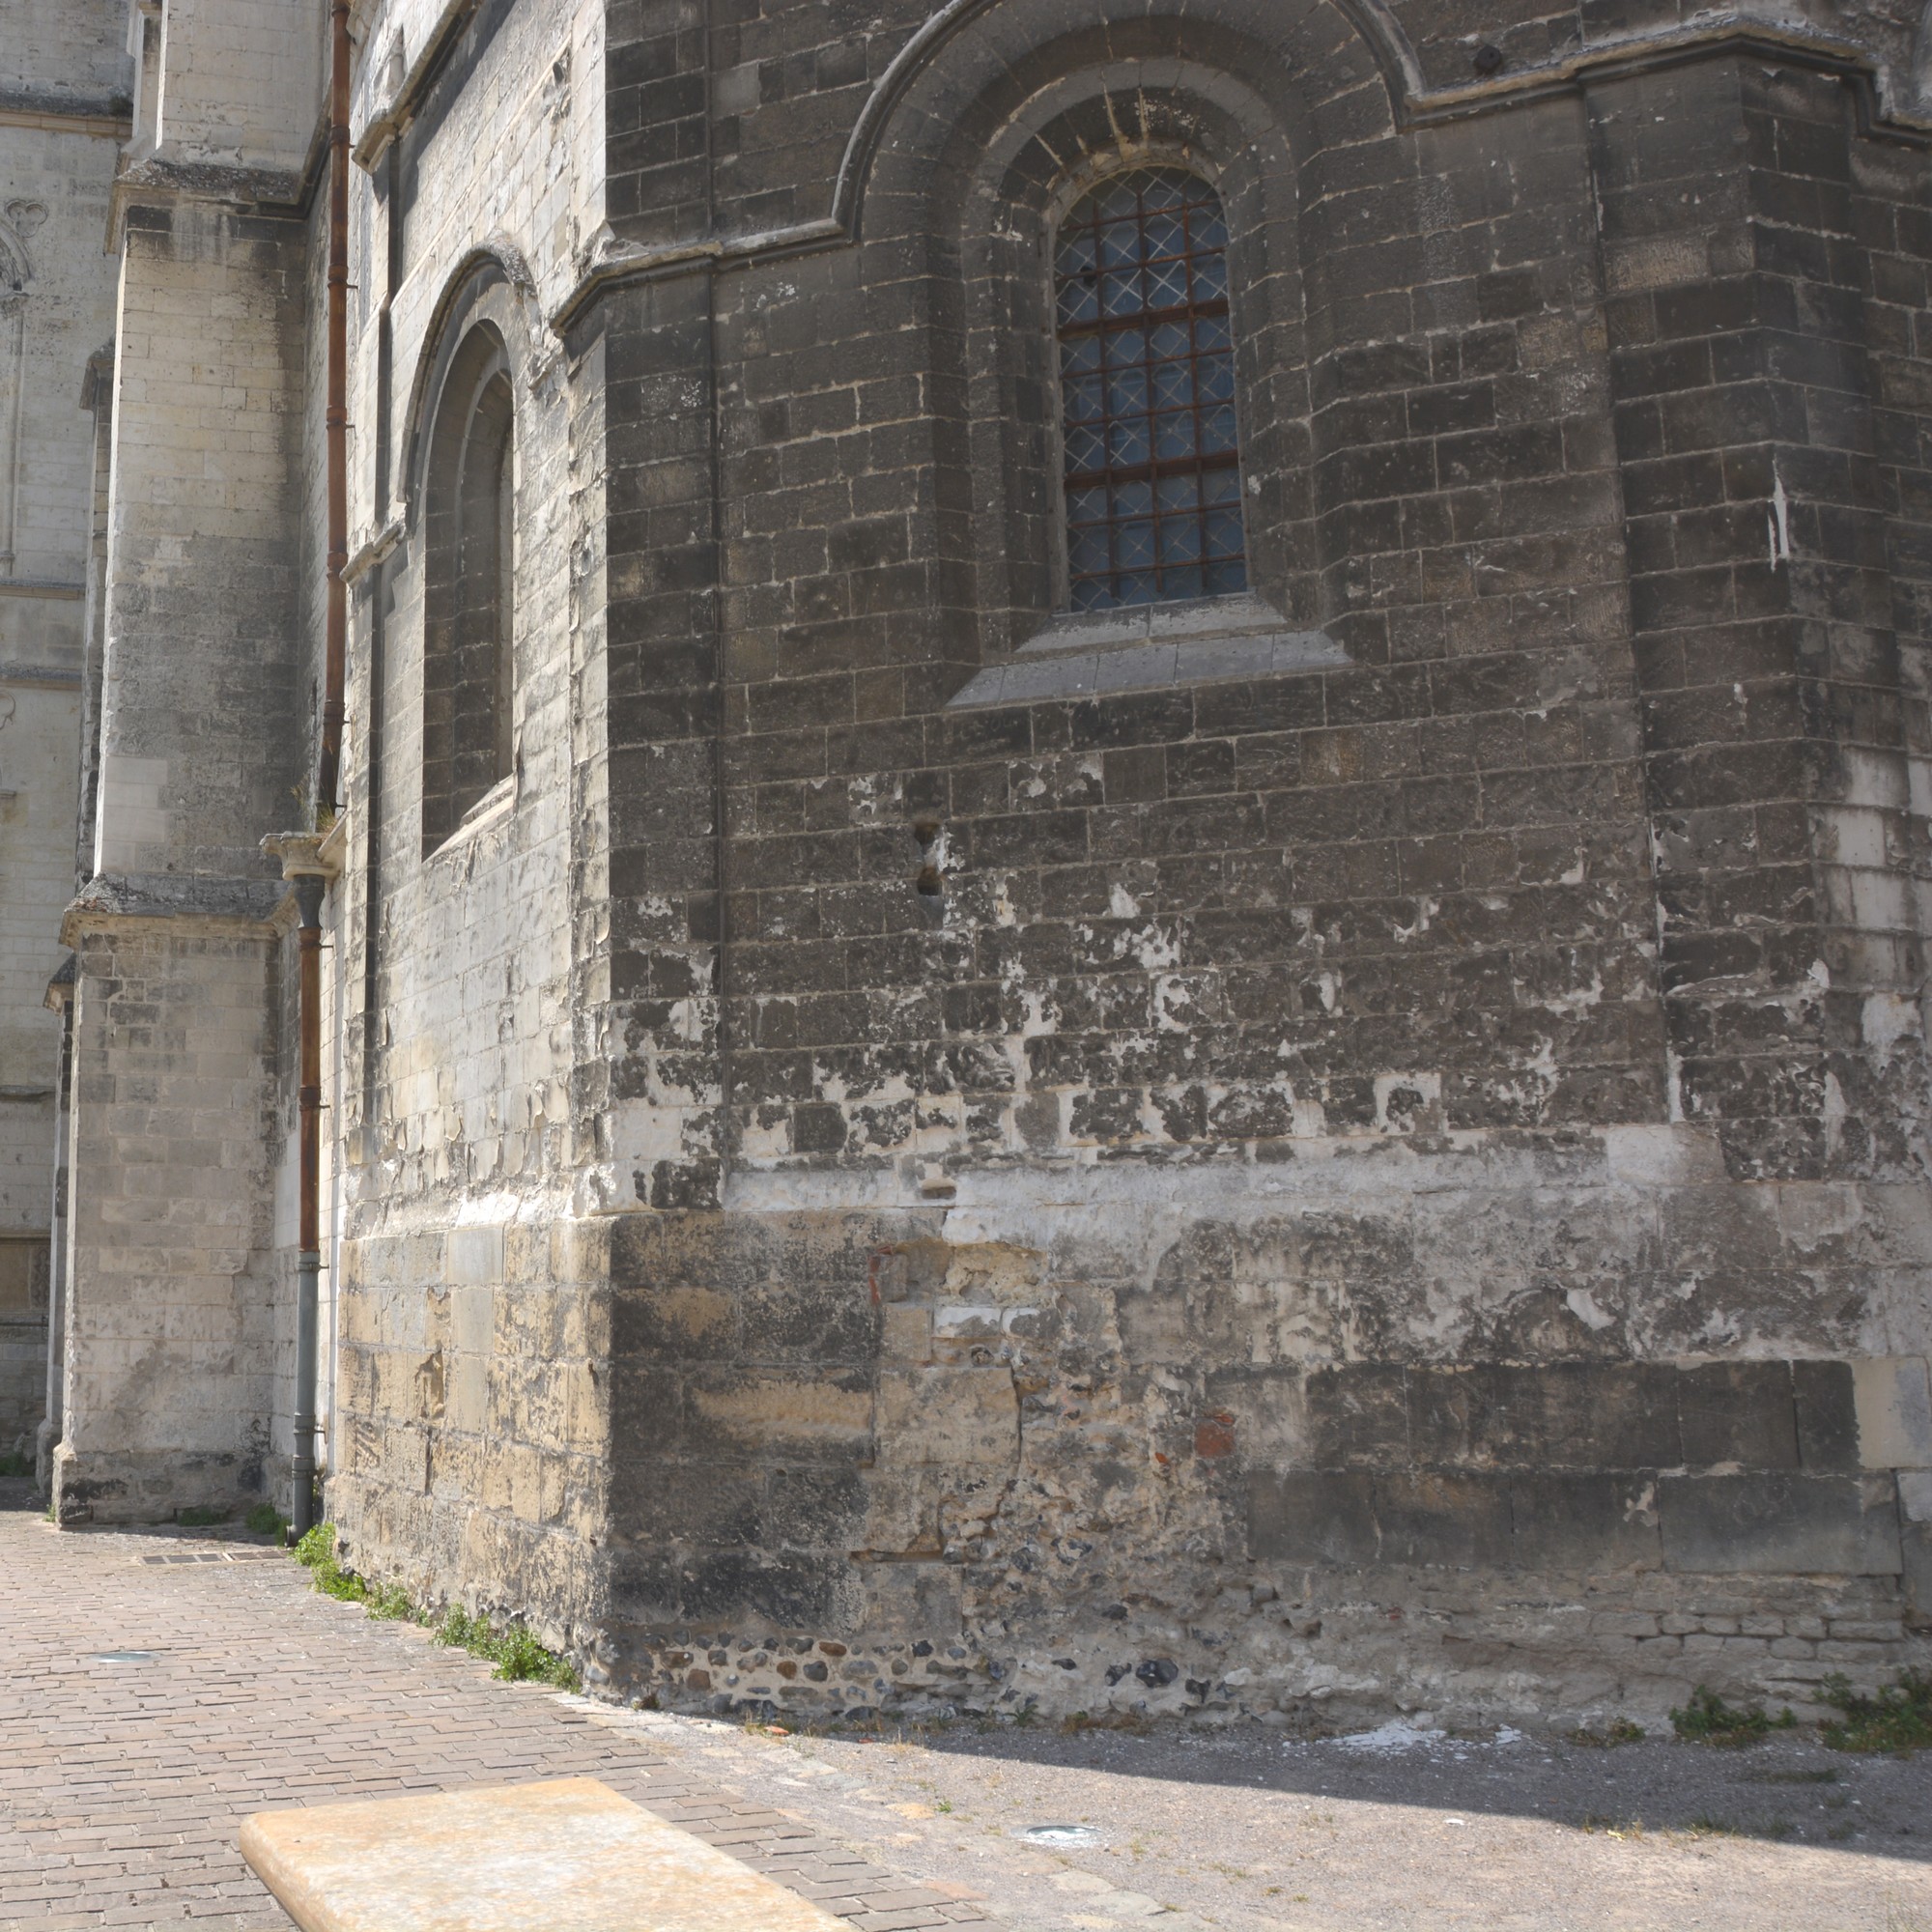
[285, 0, 350, 1543]
[292, 874, 327, 1539]
[318, 0, 350, 810]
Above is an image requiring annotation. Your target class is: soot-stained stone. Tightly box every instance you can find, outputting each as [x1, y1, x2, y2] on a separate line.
[1659, 1474, 1904, 1577]
[1677, 1361, 1801, 1470]
[1794, 1359, 1861, 1474]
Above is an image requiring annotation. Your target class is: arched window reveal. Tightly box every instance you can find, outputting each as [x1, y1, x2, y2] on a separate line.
[421, 323, 515, 852]
[1054, 168, 1247, 611]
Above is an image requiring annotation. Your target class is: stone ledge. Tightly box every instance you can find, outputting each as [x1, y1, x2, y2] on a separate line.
[0, 84, 132, 129]
[947, 597, 1344, 709]
[60, 872, 287, 943]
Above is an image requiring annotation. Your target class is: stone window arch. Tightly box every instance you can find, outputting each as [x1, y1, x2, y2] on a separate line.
[0, 211, 36, 578]
[420, 322, 516, 853]
[1052, 165, 1248, 611]
[866, 44, 1319, 700]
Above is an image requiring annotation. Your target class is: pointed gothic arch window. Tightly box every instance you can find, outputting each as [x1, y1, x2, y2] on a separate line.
[1053, 167, 1247, 611]
[421, 323, 515, 852]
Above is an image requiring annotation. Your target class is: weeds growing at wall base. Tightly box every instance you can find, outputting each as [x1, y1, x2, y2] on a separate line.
[432, 1605, 580, 1689]
[1670, 1672, 1932, 1756]
[1821, 1670, 1932, 1756]
[1669, 1687, 1798, 1747]
[292, 1523, 579, 1690]
[1567, 1719, 1646, 1747]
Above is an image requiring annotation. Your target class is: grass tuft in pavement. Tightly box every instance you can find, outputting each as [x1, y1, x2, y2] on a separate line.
[293, 1521, 368, 1603]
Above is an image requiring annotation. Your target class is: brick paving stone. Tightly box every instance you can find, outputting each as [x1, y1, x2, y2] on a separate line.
[0, 1495, 1001, 1930]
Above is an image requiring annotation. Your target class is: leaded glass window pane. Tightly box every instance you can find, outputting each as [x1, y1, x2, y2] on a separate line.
[1054, 167, 1248, 611]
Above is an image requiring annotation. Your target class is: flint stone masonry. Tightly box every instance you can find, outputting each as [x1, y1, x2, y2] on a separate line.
[24, 0, 1932, 1730]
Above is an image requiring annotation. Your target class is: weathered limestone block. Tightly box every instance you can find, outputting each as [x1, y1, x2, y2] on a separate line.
[1853, 1357, 1932, 1468]
[874, 1367, 1019, 1466]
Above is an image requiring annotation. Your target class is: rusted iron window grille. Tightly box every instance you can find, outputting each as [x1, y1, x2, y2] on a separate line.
[1055, 167, 1248, 611]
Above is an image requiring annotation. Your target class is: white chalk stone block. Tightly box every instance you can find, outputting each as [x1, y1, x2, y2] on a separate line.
[1854, 1356, 1932, 1469]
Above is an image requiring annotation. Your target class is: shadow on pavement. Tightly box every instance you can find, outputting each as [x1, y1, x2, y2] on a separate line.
[827, 1707, 1932, 1862]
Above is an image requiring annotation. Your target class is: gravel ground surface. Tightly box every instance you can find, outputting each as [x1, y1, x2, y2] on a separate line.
[3, 1477, 1928, 1932]
[582, 1684, 1932, 1930]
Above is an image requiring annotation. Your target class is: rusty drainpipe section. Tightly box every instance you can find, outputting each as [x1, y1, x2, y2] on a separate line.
[272, 0, 352, 1542]
[261, 832, 331, 1539]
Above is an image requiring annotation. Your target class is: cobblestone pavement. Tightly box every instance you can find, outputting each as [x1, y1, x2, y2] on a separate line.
[3, 1482, 1930, 1932]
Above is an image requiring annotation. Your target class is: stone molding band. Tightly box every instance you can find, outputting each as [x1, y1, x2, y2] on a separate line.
[550, 14, 1932, 334]
[59, 872, 289, 946]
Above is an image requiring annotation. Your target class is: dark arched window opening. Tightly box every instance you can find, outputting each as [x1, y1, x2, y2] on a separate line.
[422, 324, 515, 852]
[1054, 168, 1247, 611]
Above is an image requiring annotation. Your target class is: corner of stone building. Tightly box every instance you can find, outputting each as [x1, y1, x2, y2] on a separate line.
[324, 1208, 617, 1661]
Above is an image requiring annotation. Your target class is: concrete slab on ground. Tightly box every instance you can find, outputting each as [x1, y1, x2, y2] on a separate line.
[241, 1776, 849, 1932]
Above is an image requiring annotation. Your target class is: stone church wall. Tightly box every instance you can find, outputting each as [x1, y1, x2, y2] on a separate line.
[50, 0, 314, 1520]
[570, 1, 1932, 1726]
[0, 0, 126, 1457]
[323, 0, 615, 1617]
[72, 0, 1929, 1729]
[57, 915, 283, 1519]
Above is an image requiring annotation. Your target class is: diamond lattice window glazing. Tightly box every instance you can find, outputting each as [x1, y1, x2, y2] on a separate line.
[1054, 167, 1247, 611]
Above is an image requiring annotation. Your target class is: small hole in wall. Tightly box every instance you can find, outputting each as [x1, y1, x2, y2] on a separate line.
[912, 817, 946, 901]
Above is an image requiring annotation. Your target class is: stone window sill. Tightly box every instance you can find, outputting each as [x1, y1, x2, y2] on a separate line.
[946, 594, 1343, 709]
[427, 773, 516, 863]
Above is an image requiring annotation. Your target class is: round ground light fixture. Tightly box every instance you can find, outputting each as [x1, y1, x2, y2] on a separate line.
[1018, 1824, 1104, 1849]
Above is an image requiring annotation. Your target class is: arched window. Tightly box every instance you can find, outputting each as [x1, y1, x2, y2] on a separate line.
[0, 219, 33, 578]
[421, 324, 515, 851]
[1054, 168, 1247, 611]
